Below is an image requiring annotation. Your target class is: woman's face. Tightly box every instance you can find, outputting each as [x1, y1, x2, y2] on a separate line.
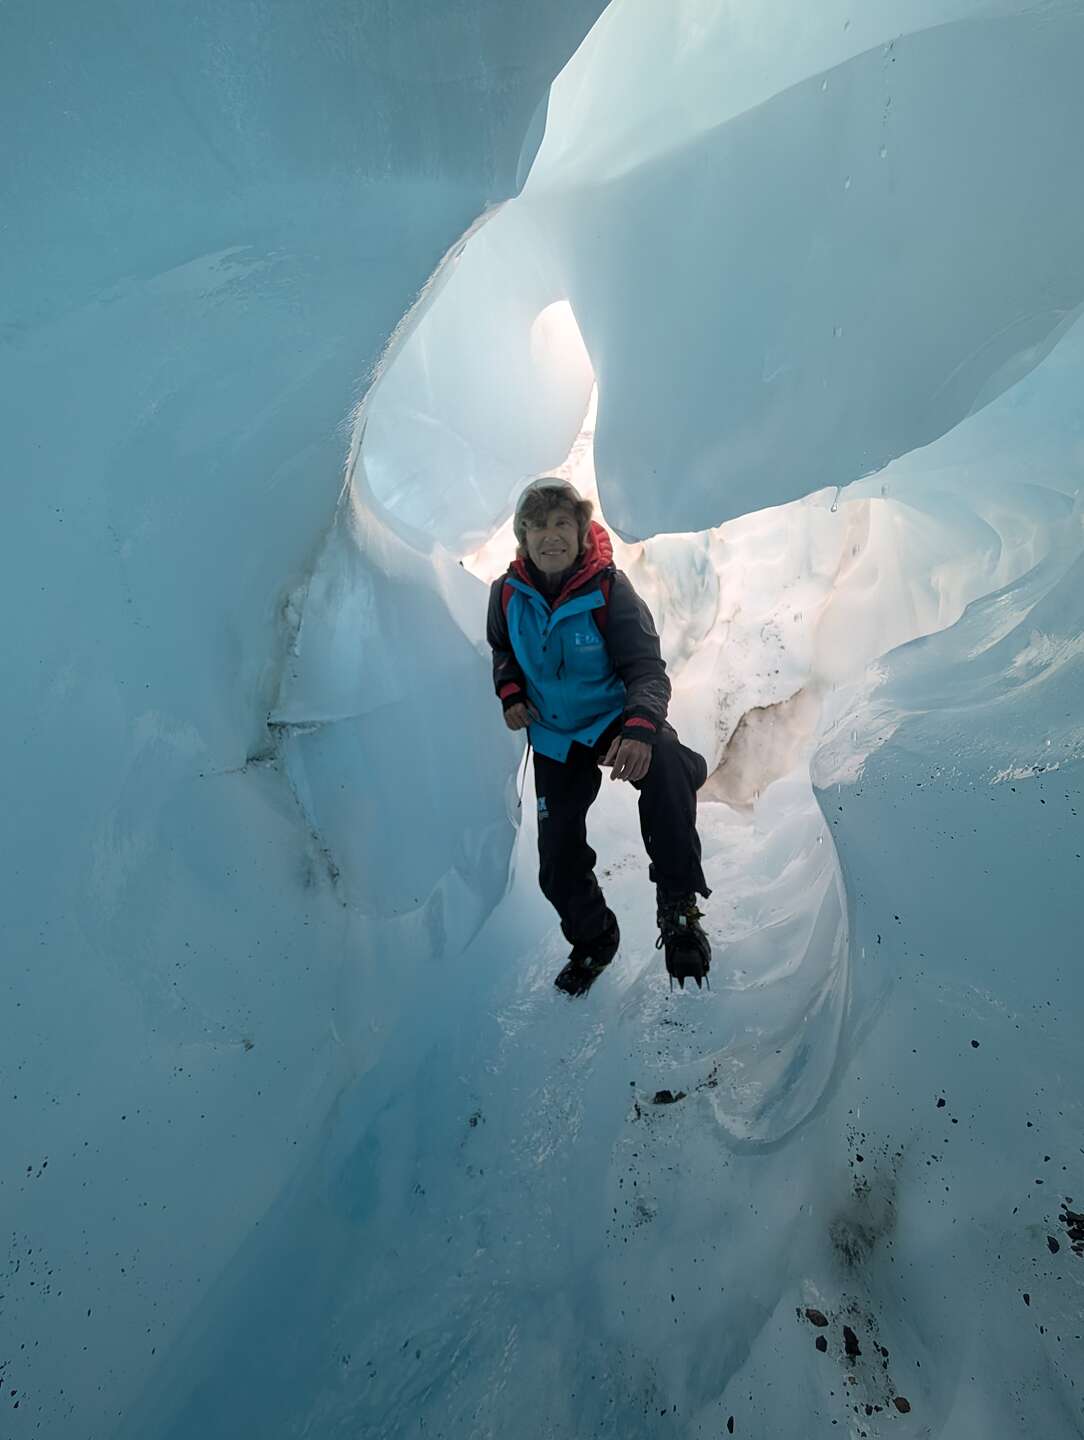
[523, 506, 580, 575]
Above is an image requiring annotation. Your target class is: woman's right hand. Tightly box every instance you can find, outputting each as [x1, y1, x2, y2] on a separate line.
[504, 702, 536, 731]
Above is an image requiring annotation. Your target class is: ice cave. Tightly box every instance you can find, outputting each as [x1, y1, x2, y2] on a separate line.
[3, 1, 1083, 1436]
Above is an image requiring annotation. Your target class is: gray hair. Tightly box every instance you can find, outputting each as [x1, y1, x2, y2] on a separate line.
[513, 478, 593, 551]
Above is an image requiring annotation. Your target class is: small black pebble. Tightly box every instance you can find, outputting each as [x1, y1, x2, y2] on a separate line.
[815, 1335, 828, 1352]
[971, 1040, 979, 1048]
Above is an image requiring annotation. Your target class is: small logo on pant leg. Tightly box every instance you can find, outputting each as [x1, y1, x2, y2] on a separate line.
[537, 796, 549, 819]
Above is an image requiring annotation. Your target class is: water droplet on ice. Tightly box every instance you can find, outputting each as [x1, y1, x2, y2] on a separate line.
[833, 325, 844, 339]
[880, 146, 888, 159]
[844, 176, 852, 190]
[821, 78, 829, 92]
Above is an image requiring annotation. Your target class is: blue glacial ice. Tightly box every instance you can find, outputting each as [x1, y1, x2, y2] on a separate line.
[2, 1, 1083, 1437]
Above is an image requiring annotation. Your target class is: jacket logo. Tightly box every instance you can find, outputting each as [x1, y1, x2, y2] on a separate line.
[572, 630, 602, 647]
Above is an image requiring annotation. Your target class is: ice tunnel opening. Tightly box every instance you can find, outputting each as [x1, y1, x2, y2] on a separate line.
[275, 5, 1084, 1029]
[250, 7, 1084, 1418]
[262, 0, 1084, 1153]
[270, 163, 1083, 1161]
[341, 223, 1077, 849]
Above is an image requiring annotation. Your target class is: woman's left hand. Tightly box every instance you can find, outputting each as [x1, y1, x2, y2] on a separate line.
[601, 737, 652, 784]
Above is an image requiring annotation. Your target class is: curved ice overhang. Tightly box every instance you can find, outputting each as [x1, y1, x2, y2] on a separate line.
[548, 13, 1084, 538]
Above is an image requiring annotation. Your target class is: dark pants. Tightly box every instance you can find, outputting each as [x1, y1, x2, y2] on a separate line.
[533, 719, 710, 944]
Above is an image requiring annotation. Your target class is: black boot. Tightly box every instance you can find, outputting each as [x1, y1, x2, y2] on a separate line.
[554, 910, 620, 997]
[656, 894, 711, 990]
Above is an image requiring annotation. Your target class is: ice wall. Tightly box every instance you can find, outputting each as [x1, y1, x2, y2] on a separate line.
[4, 1, 1084, 1438]
[0, 3, 606, 1435]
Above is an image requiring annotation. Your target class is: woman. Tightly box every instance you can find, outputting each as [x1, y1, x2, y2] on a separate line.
[486, 477, 712, 994]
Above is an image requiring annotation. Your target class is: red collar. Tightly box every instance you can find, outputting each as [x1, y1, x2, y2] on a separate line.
[510, 522, 613, 609]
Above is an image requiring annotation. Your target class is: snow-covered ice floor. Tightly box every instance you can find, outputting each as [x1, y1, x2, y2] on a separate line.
[234, 706, 1080, 1440]
[287, 762, 854, 1438]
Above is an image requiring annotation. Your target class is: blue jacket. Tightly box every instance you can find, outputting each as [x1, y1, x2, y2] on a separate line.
[487, 523, 671, 762]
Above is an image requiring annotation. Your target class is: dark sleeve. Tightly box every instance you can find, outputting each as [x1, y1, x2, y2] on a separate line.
[605, 571, 671, 744]
[486, 578, 528, 710]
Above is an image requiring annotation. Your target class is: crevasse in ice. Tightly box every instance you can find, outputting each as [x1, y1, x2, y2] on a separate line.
[3, 1, 1083, 1437]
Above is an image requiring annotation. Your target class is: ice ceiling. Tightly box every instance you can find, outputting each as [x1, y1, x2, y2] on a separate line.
[3, 1, 1084, 1437]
